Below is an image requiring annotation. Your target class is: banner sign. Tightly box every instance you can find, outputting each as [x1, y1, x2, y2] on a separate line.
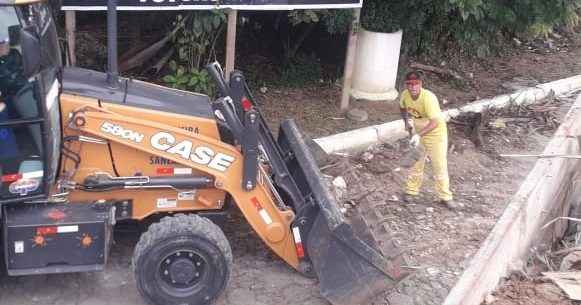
[61, 0, 363, 11]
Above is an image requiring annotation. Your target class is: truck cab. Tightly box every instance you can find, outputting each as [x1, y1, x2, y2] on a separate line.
[0, 1, 61, 203]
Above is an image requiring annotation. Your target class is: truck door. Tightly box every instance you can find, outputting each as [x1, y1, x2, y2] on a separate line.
[0, 3, 61, 203]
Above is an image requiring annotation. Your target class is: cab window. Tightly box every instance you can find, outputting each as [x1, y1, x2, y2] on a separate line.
[0, 6, 44, 200]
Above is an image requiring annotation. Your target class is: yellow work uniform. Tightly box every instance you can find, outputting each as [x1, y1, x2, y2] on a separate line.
[399, 88, 453, 201]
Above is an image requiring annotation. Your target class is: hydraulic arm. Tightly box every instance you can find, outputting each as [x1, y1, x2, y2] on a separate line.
[67, 104, 303, 269]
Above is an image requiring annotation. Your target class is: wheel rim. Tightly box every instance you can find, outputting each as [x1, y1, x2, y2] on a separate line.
[158, 250, 207, 293]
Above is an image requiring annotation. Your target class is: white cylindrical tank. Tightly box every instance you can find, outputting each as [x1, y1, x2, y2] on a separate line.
[351, 29, 402, 102]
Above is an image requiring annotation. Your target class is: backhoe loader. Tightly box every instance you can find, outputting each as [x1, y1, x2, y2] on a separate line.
[0, 0, 409, 304]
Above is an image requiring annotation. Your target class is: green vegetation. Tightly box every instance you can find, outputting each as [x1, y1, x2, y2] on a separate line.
[360, 0, 581, 56]
[162, 11, 226, 94]
[280, 53, 323, 87]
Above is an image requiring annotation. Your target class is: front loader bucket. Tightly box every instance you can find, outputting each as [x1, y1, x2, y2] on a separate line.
[277, 120, 410, 305]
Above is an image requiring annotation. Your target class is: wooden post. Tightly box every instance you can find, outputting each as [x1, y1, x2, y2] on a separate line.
[340, 8, 361, 112]
[65, 10, 77, 66]
[225, 9, 238, 81]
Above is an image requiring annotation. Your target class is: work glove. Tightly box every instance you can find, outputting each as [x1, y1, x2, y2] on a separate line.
[409, 134, 421, 147]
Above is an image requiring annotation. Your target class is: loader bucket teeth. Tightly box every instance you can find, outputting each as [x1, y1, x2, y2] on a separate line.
[278, 120, 410, 305]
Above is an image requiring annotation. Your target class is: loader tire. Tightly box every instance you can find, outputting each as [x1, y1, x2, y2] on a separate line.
[133, 214, 233, 305]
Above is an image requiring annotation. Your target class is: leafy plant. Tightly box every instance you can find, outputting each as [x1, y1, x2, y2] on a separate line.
[360, 0, 581, 57]
[280, 9, 353, 62]
[280, 53, 323, 87]
[162, 11, 226, 95]
[163, 60, 213, 94]
[360, 0, 405, 33]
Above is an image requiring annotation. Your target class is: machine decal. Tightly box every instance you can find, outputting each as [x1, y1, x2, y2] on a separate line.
[58, 225, 79, 233]
[250, 197, 273, 225]
[22, 170, 44, 179]
[101, 122, 145, 143]
[80, 234, 94, 248]
[9, 179, 41, 196]
[14, 241, 24, 254]
[157, 198, 178, 208]
[150, 156, 176, 165]
[33, 235, 47, 247]
[258, 208, 273, 225]
[156, 167, 194, 175]
[174, 168, 193, 175]
[156, 167, 173, 175]
[151, 132, 235, 172]
[292, 226, 305, 258]
[180, 126, 200, 134]
[36, 225, 79, 235]
[178, 191, 196, 201]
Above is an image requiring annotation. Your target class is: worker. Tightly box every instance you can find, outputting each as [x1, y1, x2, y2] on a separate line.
[0, 36, 21, 158]
[399, 71, 460, 210]
[0, 35, 26, 101]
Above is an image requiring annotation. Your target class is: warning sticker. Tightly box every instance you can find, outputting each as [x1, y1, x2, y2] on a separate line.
[157, 198, 178, 208]
[14, 241, 23, 254]
[58, 225, 79, 233]
[174, 168, 193, 175]
[258, 209, 273, 225]
[178, 191, 196, 201]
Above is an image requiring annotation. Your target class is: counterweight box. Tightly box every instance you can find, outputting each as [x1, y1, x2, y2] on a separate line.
[3, 202, 112, 276]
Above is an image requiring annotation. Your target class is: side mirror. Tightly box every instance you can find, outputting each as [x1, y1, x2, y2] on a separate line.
[19, 27, 41, 78]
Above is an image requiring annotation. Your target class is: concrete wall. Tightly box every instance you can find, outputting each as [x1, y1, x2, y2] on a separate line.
[315, 75, 581, 153]
[442, 95, 581, 305]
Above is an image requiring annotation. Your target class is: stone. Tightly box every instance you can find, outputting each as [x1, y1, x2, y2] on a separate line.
[559, 250, 581, 271]
[484, 294, 496, 304]
[306, 137, 330, 167]
[361, 151, 374, 162]
[387, 292, 414, 305]
[426, 267, 440, 276]
[332, 176, 347, 189]
[346, 108, 369, 122]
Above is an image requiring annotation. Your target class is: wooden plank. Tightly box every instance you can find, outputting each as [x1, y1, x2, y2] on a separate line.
[65, 11, 77, 66]
[225, 9, 238, 82]
[544, 272, 581, 301]
[443, 95, 581, 305]
[500, 154, 581, 159]
[339, 8, 360, 112]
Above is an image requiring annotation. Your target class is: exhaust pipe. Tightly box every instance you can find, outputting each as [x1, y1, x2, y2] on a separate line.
[106, 0, 119, 88]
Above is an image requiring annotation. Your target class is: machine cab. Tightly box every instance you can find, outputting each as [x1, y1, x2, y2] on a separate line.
[0, 1, 61, 203]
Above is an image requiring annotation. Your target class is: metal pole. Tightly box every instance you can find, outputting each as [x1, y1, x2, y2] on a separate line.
[340, 8, 361, 112]
[107, 0, 119, 88]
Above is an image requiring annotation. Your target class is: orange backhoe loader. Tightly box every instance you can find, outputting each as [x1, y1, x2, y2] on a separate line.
[0, 0, 408, 304]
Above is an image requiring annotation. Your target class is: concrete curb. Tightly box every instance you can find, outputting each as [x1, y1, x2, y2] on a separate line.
[314, 75, 581, 153]
[442, 95, 581, 305]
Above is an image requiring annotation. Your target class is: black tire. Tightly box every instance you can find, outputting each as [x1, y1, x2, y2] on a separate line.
[133, 214, 233, 305]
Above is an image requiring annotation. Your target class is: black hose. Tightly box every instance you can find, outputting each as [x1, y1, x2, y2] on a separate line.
[205, 62, 229, 97]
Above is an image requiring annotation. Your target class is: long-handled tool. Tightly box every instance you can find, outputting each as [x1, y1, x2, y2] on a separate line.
[500, 154, 581, 159]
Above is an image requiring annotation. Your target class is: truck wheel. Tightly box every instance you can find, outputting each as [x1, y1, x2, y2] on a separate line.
[133, 214, 233, 305]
